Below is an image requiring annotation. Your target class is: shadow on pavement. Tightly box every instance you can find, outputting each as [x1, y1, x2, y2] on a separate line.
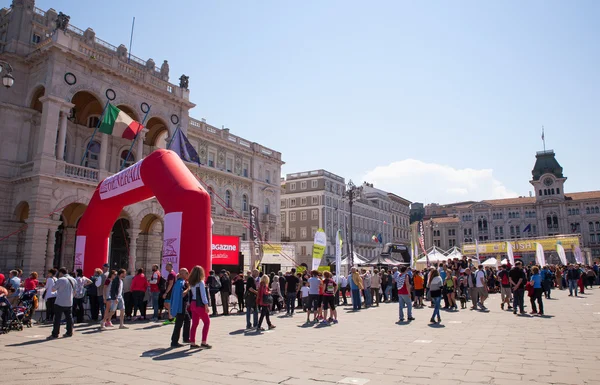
[428, 323, 446, 328]
[138, 324, 162, 330]
[228, 329, 246, 335]
[5, 338, 49, 347]
[140, 347, 173, 358]
[152, 348, 202, 360]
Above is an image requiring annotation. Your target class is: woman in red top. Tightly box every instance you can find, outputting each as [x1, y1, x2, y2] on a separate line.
[130, 268, 149, 320]
[24, 272, 39, 291]
[256, 275, 276, 332]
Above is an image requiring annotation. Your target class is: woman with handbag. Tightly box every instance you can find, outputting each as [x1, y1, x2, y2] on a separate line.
[257, 275, 276, 332]
[188, 266, 211, 349]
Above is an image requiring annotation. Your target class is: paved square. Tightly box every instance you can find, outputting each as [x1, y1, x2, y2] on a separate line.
[2, 288, 598, 385]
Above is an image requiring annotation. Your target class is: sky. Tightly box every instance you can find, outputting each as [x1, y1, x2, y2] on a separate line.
[30, 0, 600, 205]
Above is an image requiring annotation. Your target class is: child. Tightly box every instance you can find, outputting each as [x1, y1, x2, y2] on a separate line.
[300, 281, 310, 312]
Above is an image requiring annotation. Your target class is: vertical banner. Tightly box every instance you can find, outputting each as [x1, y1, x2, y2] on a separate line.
[574, 246, 584, 264]
[475, 239, 480, 262]
[535, 242, 546, 266]
[311, 228, 327, 270]
[335, 230, 342, 285]
[249, 205, 262, 270]
[556, 243, 568, 265]
[506, 241, 515, 266]
[74, 236, 86, 272]
[161, 212, 182, 278]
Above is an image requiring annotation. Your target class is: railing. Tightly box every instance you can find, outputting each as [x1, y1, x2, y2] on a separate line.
[34, 7, 45, 16]
[67, 24, 85, 36]
[262, 214, 277, 223]
[57, 162, 99, 182]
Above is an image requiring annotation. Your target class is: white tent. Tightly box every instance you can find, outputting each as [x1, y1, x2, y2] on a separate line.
[414, 247, 448, 268]
[445, 247, 463, 260]
[340, 251, 370, 266]
[501, 258, 508, 265]
[482, 257, 499, 267]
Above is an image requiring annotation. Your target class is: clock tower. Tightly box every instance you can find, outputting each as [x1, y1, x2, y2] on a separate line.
[530, 150, 567, 202]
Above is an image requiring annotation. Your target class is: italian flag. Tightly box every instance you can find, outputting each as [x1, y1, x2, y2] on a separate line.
[99, 104, 144, 140]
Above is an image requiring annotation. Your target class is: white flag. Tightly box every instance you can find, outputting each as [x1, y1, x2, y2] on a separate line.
[506, 241, 515, 266]
[335, 230, 342, 285]
[556, 243, 568, 265]
[535, 242, 546, 266]
[574, 246, 584, 264]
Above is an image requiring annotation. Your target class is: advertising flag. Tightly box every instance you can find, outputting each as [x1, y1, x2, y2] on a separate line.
[335, 230, 342, 285]
[574, 246, 584, 264]
[535, 242, 546, 266]
[556, 243, 568, 265]
[506, 241, 515, 265]
[311, 228, 327, 271]
[249, 205, 262, 270]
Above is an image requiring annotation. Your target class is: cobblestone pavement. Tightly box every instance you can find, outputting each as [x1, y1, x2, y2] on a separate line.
[2, 288, 598, 385]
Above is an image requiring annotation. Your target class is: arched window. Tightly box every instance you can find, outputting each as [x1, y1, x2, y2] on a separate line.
[84, 140, 101, 169]
[586, 207, 591, 214]
[551, 188, 555, 195]
[87, 115, 100, 128]
[556, 188, 560, 194]
[225, 190, 232, 208]
[539, 190, 542, 196]
[242, 194, 248, 212]
[596, 207, 600, 214]
[120, 150, 135, 169]
[590, 222, 595, 232]
[596, 222, 600, 231]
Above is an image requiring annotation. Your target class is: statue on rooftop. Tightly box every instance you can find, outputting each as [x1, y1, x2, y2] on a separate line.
[55, 12, 70, 32]
[179, 74, 189, 90]
[160, 60, 169, 80]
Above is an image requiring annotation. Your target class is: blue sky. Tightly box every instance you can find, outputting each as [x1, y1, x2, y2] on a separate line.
[31, 0, 600, 203]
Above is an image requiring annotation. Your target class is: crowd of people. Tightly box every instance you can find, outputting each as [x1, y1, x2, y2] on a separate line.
[1, 258, 599, 346]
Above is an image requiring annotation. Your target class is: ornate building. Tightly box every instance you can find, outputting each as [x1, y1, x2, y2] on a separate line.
[419, 150, 600, 260]
[0, 0, 282, 273]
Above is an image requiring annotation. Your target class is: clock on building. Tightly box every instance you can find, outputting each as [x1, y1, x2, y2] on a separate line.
[543, 177, 553, 186]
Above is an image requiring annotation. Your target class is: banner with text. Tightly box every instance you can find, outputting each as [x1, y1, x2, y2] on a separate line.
[249, 205, 263, 270]
[462, 236, 580, 256]
[311, 228, 327, 270]
[161, 212, 182, 279]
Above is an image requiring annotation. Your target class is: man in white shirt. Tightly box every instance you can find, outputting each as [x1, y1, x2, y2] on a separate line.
[474, 265, 488, 310]
[339, 275, 348, 306]
[47, 268, 76, 339]
[43, 269, 57, 323]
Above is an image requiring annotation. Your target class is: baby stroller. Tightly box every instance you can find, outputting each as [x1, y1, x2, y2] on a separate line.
[15, 289, 38, 328]
[0, 296, 23, 333]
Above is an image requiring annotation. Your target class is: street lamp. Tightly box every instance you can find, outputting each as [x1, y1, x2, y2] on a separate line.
[0, 60, 15, 88]
[346, 179, 362, 268]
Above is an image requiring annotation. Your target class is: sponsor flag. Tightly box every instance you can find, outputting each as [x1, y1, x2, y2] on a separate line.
[168, 126, 201, 165]
[335, 230, 342, 286]
[249, 205, 263, 270]
[574, 246, 584, 264]
[311, 228, 327, 270]
[506, 241, 515, 265]
[418, 221, 427, 266]
[556, 242, 568, 265]
[99, 104, 144, 139]
[535, 242, 546, 266]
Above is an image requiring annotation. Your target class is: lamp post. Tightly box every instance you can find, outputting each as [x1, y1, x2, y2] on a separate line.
[0, 60, 15, 88]
[346, 180, 362, 268]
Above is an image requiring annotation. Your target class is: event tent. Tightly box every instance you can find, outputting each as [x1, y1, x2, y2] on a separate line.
[482, 257, 499, 267]
[445, 247, 463, 260]
[340, 251, 370, 266]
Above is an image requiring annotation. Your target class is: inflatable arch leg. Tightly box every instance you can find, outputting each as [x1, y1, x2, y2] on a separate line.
[76, 149, 212, 278]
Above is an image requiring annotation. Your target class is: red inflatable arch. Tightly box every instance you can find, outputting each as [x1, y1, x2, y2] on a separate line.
[75, 149, 212, 278]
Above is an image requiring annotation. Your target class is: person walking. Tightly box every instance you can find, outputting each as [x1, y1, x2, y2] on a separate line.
[322, 271, 338, 324]
[245, 270, 259, 329]
[529, 266, 544, 316]
[284, 268, 299, 316]
[162, 263, 177, 324]
[509, 261, 527, 315]
[131, 268, 148, 320]
[233, 273, 245, 311]
[362, 269, 372, 308]
[474, 265, 488, 310]
[396, 266, 414, 322]
[497, 265, 513, 310]
[567, 264, 580, 297]
[206, 270, 221, 316]
[148, 264, 161, 321]
[95, 264, 109, 322]
[43, 269, 57, 323]
[170, 268, 191, 347]
[256, 275, 276, 332]
[541, 265, 553, 299]
[271, 275, 283, 313]
[339, 275, 349, 305]
[429, 269, 443, 324]
[46, 268, 76, 339]
[371, 269, 381, 307]
[122, 271, 134, 321]
[219, 270, 231, 316]
[73, 269, 91, 323]
[444, 269, 457, 310]
[188, 266, 211, 349]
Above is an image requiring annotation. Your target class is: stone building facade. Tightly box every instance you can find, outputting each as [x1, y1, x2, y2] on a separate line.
[0, 0, 282, 274]
[280, 170, 411, 265]
[419, 150, 600, 260]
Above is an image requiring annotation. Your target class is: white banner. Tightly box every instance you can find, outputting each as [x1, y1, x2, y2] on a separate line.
[335, 230, 342, 285]
[506, 241, 515, 265]
[556, 243, 568, 265]
[74, 236, 86, 272]
[99, 158, 145, 200]
[311, 228, 327, 271]
[161, 212, 182, 278]
[574, 246, 584, 264]
[535, 242, 546, 266]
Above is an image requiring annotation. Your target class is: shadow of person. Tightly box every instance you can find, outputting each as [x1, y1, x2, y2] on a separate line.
[140, 347, 173, 358]
[5, 338, 50, 347]
[151, 348, 202, 361]
[427, 323, 446, 328]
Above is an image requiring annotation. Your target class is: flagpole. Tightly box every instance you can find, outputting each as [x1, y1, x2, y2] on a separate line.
[128, 17, 135, 63]
[81, 100, 110, 166]
[120, 106, 151, 171]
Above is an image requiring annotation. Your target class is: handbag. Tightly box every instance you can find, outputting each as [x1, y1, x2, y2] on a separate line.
[262, 293, 273, 305]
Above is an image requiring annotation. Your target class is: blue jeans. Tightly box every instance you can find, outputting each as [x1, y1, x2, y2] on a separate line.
[398, 294, 412, 320]
[385, 286, 392, 301]
[246, 305, 258, 328]
[285, 292, 296, 314]
[513, 288, 524, 313]
[364, 288, 372, 308]
[431, 296, 441, 320]
[351, 289, 361, 310]
[98, 295, 105, 319]
[151, 292, 160, 319]
[568, 279, 578, 296]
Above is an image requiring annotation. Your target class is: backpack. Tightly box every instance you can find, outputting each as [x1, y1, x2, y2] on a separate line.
[158, 275, 167, 292]
[209, 275, 222, 291]
[500, 271, 509, 286]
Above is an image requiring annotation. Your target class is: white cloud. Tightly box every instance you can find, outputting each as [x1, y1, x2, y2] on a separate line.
[361, 159, 517, 204]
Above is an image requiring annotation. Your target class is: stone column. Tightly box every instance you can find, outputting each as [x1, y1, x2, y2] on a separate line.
[128, 229, 141, 271]
[22, 221, 54, 275]
[99, 133, 108, 170]
[136, 129, 148, 161]
[45, 228, 55, 272]
[56, 109, 69, 160]
[61, 227, 77, 271]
